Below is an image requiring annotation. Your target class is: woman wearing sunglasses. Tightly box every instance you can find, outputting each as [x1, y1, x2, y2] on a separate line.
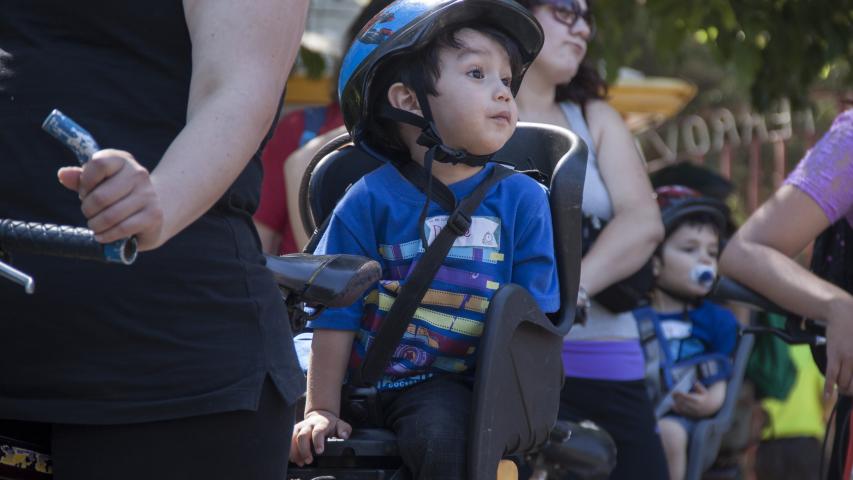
[515, 1, 667, 478]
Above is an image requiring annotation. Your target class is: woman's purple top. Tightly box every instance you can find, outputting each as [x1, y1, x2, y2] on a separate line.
[562, 340, 646, 381]
[785, 109, 853, 226]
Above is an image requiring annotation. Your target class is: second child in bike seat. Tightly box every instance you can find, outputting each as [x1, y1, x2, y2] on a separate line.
[288, 1, 559, 478]
[640, 185, 740, 480]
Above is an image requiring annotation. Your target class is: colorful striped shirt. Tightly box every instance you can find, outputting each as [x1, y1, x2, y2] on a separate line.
[310, 162, 559, 390]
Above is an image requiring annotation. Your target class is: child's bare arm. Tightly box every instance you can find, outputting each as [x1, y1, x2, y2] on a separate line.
[290, 329, 356, 466]
[672, 381, 727, 418]
[702, 381, 727, 414]
[305, 329, 356, 415]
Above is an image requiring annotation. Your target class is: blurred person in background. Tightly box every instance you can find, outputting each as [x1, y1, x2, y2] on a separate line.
[755, 345, 828, 480]
[514, 0, 666, 477]
[721, 106, 853, 480]
[255, 0, 393, 254]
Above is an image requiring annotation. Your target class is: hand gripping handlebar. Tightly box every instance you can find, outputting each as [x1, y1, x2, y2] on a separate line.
[41, 109, 138, 263]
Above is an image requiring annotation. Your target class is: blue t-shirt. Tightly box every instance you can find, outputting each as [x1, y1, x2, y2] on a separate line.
[310, 162, 560, 390]
[656, 300, 739, 363]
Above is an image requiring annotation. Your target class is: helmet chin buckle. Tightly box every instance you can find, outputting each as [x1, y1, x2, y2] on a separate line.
[436, 144, 468, 164]
[416, 122, 490, 167]
[415, 122, 442, 148]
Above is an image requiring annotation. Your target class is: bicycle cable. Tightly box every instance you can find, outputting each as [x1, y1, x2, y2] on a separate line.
[817, 397, 852, 480]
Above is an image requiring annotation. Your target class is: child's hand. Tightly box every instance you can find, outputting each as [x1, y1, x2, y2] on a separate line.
[672, 382, 715, 418]
[290, 409, 352, 466]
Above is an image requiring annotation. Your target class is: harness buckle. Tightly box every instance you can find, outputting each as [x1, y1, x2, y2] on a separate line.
[447, 209, 472, 236]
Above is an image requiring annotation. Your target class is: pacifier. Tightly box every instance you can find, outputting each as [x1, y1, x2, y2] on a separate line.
[690, 264, 717, 288]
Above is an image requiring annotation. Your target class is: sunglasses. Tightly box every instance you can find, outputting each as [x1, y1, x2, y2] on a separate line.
[537, 0, 596, 38]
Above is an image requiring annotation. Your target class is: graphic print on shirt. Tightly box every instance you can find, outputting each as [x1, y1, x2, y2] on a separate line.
[660, 319, 706, 361]
[424, 215, 501, 249]
[356, 215, 504, 390]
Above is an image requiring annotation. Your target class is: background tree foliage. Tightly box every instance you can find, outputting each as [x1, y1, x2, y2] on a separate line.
[590, 0, 853, 111]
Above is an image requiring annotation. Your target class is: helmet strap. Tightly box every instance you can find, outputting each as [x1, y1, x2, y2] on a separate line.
[416, 145, 437, 249]
[375, 77, 499, 250]
[377, 75, 494, 167]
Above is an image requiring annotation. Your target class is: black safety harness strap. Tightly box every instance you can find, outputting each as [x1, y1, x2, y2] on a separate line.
[354, 164, 516, 386]
[393, 159, 455, 211]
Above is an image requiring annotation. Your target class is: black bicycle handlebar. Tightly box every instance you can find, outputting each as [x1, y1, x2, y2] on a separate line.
[710, 276, 788, 316]
[710, 275, 826, 346]
[0, 219, 137, 265]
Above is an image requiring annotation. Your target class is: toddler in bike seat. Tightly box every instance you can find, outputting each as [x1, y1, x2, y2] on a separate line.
[288, 1, 560, 478]
[635, 185, 740, 480]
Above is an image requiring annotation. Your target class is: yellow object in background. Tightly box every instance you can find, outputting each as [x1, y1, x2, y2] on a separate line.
[284, 75, 334, 108]
[761, 345, 826, 441]
[607, 77, 697, 134]
[283, 74, 698, 134]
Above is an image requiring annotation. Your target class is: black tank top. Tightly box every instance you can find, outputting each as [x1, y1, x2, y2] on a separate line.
[0, 0, 304, 423]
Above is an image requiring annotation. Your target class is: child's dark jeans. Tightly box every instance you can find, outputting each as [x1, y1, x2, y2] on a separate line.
[379, 374, 472, 480]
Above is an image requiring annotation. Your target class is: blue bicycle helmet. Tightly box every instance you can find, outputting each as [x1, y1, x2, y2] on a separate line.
[338, 0, 544, 164]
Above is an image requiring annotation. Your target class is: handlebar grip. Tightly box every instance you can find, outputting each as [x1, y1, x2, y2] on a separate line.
[41, 109, 139, 260]
[0, 220, 137, 265]
[42, 109, 100, 164]
[710, 277, 787, 316]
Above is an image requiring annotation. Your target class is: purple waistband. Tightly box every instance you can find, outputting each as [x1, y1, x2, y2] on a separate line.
[562, 340, 646, 381]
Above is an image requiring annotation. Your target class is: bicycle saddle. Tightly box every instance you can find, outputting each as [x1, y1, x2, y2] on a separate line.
[534, 419, 617, 480]
[265, 253, 381, 308]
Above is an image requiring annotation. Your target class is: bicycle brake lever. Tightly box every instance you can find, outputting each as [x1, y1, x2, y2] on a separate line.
[743, 325, 826, 346]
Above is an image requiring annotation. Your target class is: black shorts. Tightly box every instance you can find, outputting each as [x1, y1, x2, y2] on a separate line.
[560, 376, 670, 480]
[1, 377, 293, 480]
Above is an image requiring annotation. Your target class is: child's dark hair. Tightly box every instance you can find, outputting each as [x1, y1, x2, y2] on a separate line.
[555, 63, 608, 105]
[363, 22, 524, 156]
[513, 0, 608, 105]
[667, 213, 723, 241]
[656, 212, 723, 260]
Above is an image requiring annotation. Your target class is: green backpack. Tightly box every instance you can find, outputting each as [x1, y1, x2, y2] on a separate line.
[746, 312, 797, 400]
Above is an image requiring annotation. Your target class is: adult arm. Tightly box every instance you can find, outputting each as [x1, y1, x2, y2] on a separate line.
[59, 0, 309, 250]
[720, 185, 853, 396]
[581, 100, 664, 295]
[285, 125, 348, 250]
[255, 109, 313, 255]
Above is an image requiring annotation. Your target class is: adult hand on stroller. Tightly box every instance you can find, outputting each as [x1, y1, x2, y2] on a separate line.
[290, 409, 352, 466]
[58, 149, 165, 250]
[823, 300, 853, 398]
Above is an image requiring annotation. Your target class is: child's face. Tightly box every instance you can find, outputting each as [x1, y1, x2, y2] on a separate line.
[427, 28, 518, 156]
[655, 223, 720, 298]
